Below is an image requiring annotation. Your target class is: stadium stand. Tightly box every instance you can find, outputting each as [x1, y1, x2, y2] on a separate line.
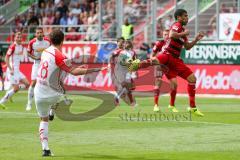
[0, 0, 239, 44]
[2, 0, 99, 42]
[0, 0, 10, 5]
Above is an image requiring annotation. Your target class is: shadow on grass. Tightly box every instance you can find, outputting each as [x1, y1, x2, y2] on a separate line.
[54, 153, 170, 160]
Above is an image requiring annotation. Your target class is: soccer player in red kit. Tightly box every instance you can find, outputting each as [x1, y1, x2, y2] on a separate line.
[151, 29, 179, 112]
[129, 9, 204, 116]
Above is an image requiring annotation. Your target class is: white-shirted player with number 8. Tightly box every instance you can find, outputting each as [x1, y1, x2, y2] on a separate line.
[34, 29, 107, 157]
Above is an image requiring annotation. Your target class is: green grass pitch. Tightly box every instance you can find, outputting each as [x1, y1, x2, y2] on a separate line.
[0, 92, 240, 160]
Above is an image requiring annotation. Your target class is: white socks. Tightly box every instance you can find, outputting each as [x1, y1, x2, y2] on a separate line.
[0, 88, 15, 104]
[27, 86, 34, 105]
[115, 87, 127, 99]
[39, 121, 49, 150]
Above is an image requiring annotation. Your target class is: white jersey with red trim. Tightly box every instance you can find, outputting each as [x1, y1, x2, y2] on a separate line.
[35, 45, 73, 99]
[114, 49, 136, 83]
[27, 37, 50, 64]
[6, 43, 24, 72]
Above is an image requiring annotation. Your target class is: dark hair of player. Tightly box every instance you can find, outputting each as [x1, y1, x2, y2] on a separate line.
[163, 29, 170, 32]
[174, 9, 187, 20]
[15, 31, 22, 36]
[49, 29, 64, 45]
[117, 37, 125, 42]
[125, 40, 133, 49]
[36, 27, 43, 31]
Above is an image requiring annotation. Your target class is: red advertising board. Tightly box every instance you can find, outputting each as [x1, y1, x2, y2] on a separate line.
[61, 43, 99, 63]
[170, 65, 240, 95]
[3, 43, 240, 95]
[16, 43, 99, 63]
[16, 64, 240, 95]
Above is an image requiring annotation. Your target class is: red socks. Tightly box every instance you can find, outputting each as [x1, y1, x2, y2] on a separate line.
[187, 83, 196, 108]
[170, 89, 177, 106]
[154, 88, 160, 105]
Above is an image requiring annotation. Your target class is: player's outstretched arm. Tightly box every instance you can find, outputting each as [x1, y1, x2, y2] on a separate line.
[5, 55, 13, 75]
[184, 31, 204, 50]
[27, 52, 40, 60]
[107, 54, 114, 68]
[150, 51, 158, 58]
[69, 66, 108, 76]
[27, 41, 41, 60]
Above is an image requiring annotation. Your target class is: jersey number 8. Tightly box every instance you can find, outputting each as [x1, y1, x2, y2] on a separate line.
[39, 61, 48, 79]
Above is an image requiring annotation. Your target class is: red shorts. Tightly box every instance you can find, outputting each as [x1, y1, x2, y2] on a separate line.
[156, 51, 193, 80]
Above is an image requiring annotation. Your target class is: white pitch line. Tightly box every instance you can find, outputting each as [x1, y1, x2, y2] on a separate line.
[174, 120, 236, 126]
[0, 111, 37, 115]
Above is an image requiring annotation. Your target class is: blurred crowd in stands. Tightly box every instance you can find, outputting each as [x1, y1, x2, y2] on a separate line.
[207, 3, 238, 39]
[0, 0, 10, 25]
[12, 0, 149, 41]
[1, 0, 239, 42]
[0, 0, 9, 5]
[13, 0, 99, 41]
[101, 0, 148, 39]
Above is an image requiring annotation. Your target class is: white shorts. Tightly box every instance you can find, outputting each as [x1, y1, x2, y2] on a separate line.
[35, 96, 60, 117]
[31, 63, 40, 80]
[7, 71, 26, 85]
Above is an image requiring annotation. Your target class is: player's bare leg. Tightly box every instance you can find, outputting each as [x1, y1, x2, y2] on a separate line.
[114, 81, 136, 107]
[48, 96, 73, 121]
[0, 84, 19, 109]
[20, 78, 30, 88]
[0, 75, 4, 91]
[124, 82, 137, 107]
[127, 90, 137, 107]
[168, 78, 179, 112]
[186, 74, 204, 116]
[7, 87, 14, 103]
[114, 87, 127, 106]
[26, 80, 36, 111]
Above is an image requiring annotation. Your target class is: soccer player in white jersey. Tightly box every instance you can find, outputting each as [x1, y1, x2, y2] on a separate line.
[26, 27, 51, 111]
[34, 29, 107, 156]
[114, 40, 137, 106]
[0, 32, 29, 108]
[108, 37, 124, 105]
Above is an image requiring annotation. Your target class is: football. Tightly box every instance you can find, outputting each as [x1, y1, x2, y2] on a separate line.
[119, 53, 133, 66]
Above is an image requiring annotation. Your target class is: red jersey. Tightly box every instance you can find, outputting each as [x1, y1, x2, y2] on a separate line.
[153, 40, 165, 54]
[164, 22, 188, 57]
